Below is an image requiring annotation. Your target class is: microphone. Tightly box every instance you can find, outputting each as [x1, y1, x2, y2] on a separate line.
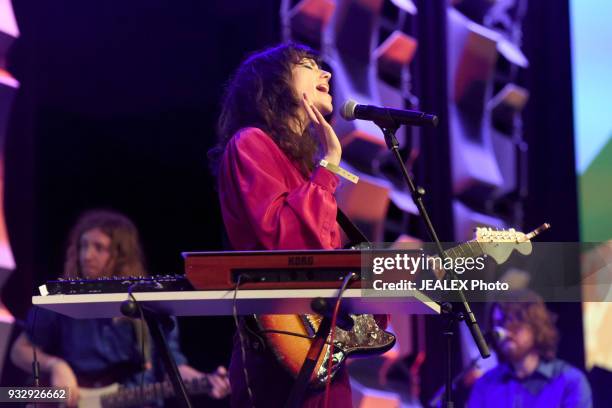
[485, 326, 509, 343]
[340, 99, 438, 128]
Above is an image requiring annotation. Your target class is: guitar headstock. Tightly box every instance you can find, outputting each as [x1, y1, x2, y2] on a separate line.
[475, 227, 527, 243]
[474, 225, 549, 264]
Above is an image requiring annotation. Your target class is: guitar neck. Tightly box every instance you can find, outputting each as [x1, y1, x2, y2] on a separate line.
[100, 377, 210, 408]
[444, 240, 484, 260]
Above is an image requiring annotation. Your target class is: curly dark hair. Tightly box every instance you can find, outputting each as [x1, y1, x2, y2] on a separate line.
[208, 42, 322, 176]
[489, 289, 559, 361]
[63, 209, 146, 279]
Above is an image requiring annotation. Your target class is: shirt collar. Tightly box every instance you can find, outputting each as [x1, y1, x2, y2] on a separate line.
[500, 359, 557, 381]
[534, 359, 556, 379]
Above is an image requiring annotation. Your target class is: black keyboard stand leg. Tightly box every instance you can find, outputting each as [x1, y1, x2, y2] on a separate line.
[121, 301, 193, 408]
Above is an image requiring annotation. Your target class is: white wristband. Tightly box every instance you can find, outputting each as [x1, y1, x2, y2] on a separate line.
[318, 159, 359, 184]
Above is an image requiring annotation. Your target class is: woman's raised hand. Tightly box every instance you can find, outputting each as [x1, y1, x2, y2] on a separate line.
[302, 93, 342, 166]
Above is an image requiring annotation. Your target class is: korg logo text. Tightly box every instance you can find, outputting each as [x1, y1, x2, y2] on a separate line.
[288, 256, 314, 266]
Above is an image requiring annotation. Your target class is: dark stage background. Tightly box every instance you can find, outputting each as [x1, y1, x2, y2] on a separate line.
[0, 0, 588, 405]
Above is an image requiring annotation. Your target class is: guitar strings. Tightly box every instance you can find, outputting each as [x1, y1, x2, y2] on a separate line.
[258, 329, 344, 346]
[258, 329, 315, 340]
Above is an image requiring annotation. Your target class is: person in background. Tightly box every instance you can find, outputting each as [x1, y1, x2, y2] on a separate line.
[11, 209, 230, 406]
[467, 289, 592, 408]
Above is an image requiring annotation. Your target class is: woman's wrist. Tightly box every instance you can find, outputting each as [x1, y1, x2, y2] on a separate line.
[318, 159, 359, 184]
[322, 152, 341, 167]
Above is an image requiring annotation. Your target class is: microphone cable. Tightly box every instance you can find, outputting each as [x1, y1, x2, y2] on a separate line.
[29, 306, 41, 388]
[232, 274, 256, 408]
[126, 283, 148, 393]
[29, 306, 41, 408]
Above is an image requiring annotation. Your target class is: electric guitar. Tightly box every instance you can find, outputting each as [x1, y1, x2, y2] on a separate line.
[256, 224, 549, 387]
[76, 375, 213, 408]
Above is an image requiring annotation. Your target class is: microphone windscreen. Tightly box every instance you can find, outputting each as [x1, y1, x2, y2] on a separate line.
[340, 99, 358, 120]
[492, 326, 509, 342]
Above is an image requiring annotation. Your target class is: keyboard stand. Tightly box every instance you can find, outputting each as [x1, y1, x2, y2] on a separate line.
[121, 300, 193, 408]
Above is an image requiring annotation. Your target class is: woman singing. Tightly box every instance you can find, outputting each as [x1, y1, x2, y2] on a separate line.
[209, 42, 351, 407]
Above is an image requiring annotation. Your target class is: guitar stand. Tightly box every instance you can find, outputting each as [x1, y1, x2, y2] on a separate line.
[121, 300, 193, 408]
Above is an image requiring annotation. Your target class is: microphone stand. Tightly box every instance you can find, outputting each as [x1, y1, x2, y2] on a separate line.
[429, 356, 481, 407]
[374, 118, 490, 408]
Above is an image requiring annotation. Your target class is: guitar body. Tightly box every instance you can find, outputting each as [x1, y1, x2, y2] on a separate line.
[255, 313, 395, 387]
[78, 384, 120, 408]
[252, 225, 551, 388]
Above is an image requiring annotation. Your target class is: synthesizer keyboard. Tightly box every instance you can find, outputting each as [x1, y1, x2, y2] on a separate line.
[42, 275, 194, 295]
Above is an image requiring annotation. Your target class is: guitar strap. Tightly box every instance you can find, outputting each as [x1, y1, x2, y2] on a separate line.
[247, 209, 369, 352]
[336, 207, 371, 247]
